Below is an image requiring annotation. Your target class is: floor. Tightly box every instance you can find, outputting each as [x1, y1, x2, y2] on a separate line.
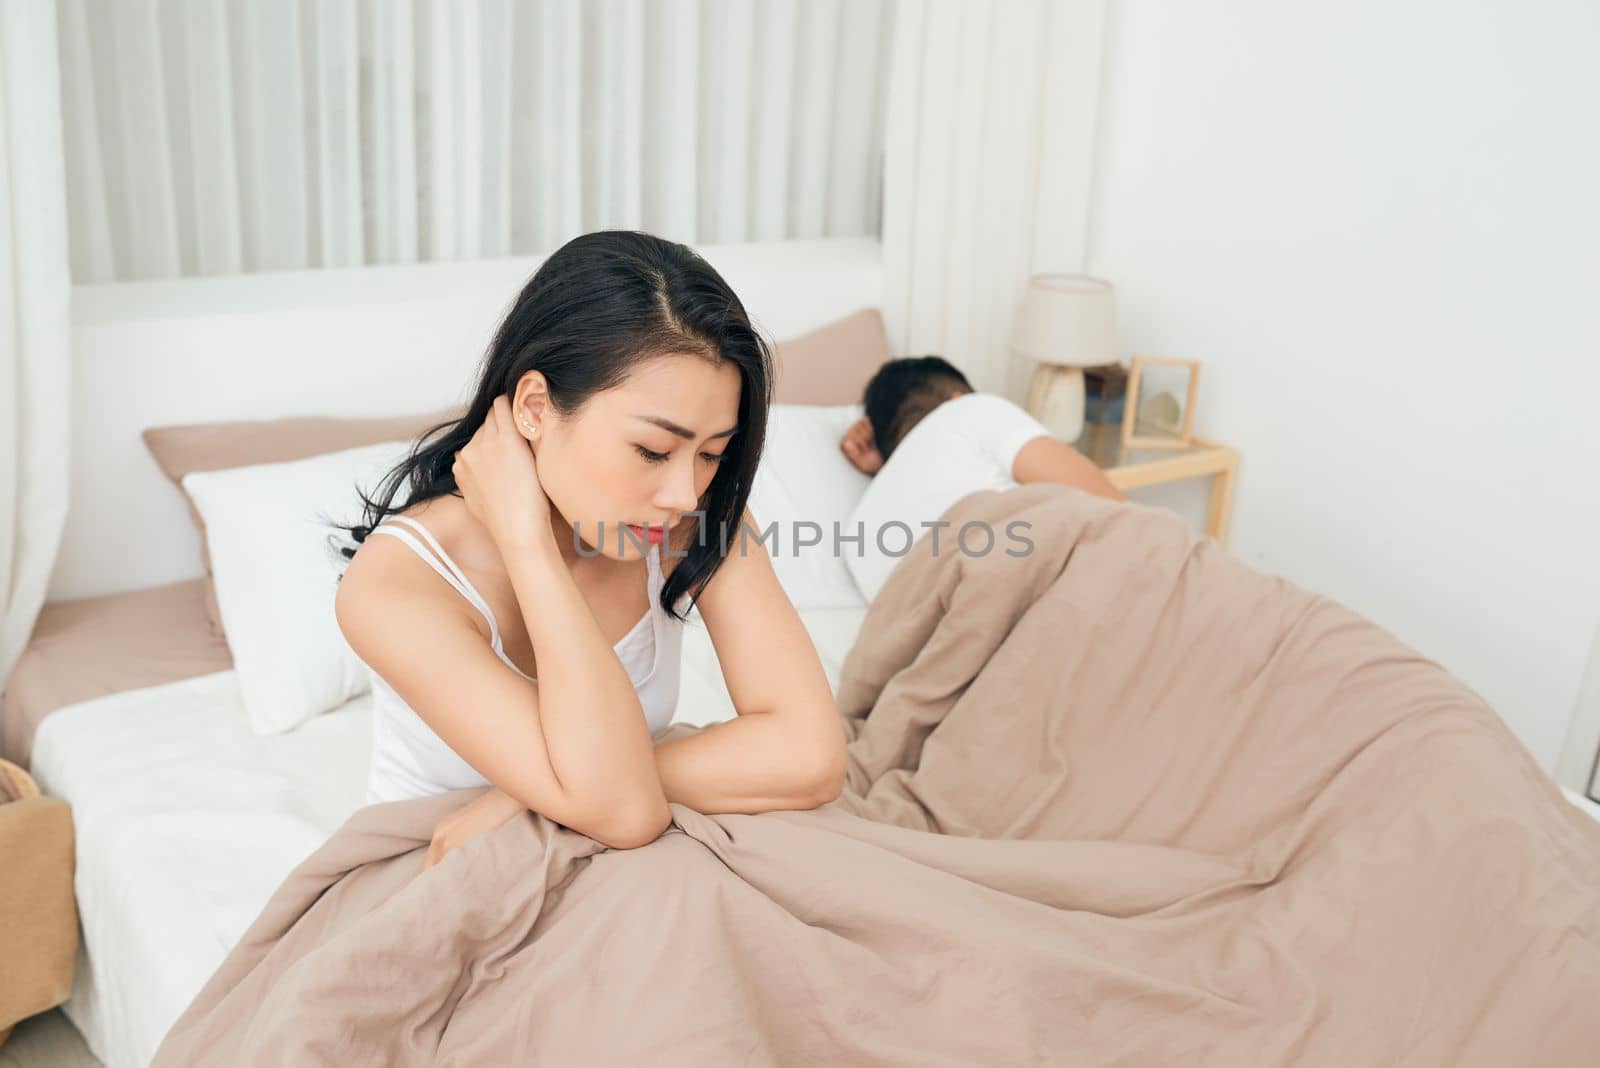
[0, 1010, 101, 1068]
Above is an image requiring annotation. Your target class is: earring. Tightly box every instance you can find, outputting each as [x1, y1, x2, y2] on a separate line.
[521, 418, 537, 436]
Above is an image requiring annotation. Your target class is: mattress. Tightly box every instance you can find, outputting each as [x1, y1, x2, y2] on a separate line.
[28, 604, 867, 1068]
[3, 578, 232, 768]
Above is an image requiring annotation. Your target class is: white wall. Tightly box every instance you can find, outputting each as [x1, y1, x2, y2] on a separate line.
[1084, 0, 1600, 772]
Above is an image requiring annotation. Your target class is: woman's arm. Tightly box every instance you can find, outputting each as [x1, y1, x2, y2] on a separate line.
[654, 507, 848, 814]
[503, 527, 672, 837]
[1011, 436, 1128, 502]
[336, 551, 663, 850]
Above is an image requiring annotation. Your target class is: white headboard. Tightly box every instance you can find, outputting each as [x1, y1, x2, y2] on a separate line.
[53, 236, 883, 601]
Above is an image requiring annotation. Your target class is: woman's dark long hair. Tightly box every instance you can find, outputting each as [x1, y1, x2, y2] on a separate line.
[330, 230, 774, 623]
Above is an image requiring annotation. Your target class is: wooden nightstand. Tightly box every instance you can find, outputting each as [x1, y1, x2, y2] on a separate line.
[0, 760, 78, 1049]
[1070, 422, 1240, 546]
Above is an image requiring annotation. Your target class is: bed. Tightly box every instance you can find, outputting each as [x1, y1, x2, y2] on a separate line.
[29, 603, 869, 1067]
[12, 239, 887, 1067]
[13, 236, 1600, 1063]
[147, 484, 1600, 1065]
[28, 456, 1600, 1066]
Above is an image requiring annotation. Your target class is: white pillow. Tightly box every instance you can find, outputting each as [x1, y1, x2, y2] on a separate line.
[182, 440, 413, 736]
[745, 404, 873, 610]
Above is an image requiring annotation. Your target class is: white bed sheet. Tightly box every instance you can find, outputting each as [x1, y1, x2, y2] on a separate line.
[30, 603, 867, 1068]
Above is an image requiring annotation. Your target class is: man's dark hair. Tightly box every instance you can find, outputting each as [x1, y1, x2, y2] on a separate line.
[862, 355, 974, 461]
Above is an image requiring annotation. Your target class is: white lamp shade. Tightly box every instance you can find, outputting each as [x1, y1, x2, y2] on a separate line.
[1009, 273, 1118, 367]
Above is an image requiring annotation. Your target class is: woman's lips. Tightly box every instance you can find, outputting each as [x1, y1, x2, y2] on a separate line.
[626, 523, 666, 545]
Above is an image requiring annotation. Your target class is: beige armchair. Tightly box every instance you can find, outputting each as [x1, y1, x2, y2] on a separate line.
[0, 759, 78, 1047]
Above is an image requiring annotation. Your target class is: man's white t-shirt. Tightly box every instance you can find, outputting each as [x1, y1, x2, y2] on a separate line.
[843, 392, 1052, 602]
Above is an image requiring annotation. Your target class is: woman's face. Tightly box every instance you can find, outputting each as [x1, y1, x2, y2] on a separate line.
[523, 353, 743, 562]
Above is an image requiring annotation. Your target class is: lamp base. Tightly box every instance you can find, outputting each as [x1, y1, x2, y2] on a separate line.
[1023, 365, 1085, 441]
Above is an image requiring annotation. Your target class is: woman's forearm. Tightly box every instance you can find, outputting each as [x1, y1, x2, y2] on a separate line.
[503, 533, 667, 823]
[654, 710, 835, 814]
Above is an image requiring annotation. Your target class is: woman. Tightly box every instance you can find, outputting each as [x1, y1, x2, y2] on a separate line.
[333, 231, 847, 869]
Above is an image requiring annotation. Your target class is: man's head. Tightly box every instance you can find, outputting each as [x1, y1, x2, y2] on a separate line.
[862, 355, 974, 463]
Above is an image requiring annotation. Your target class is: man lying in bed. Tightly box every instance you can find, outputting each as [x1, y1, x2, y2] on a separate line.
[838, 356, 1127, 600]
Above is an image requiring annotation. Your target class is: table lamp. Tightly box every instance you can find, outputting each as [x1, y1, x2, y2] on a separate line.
[1010, 273, 1119, 441]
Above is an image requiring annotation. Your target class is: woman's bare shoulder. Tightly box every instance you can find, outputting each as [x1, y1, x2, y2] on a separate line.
[337, 497, 488, 638]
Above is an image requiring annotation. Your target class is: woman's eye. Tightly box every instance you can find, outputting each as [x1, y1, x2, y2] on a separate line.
[636, 444, 726, 465]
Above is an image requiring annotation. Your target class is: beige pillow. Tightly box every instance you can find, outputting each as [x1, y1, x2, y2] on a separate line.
[770, 308, 892, 405]
[143, 406, 465, 637]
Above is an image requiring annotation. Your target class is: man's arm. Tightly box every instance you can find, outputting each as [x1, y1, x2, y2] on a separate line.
[1011, 436, 1128, 502]
[840, 416, 884, 475]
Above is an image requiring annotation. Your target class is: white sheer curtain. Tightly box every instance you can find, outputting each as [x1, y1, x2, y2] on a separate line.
[1, 1, 72, 711]
[882, 0, 1107, 400]
[58, 0, 897, 283]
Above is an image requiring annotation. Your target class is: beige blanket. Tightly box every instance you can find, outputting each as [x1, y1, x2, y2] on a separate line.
[153, 485, 1600, 1066]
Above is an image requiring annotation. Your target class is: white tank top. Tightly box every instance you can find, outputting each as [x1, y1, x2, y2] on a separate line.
[361, 513, 684, 805]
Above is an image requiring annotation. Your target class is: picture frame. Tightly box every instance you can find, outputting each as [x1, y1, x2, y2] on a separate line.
[1121, 356, 1200, 449]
